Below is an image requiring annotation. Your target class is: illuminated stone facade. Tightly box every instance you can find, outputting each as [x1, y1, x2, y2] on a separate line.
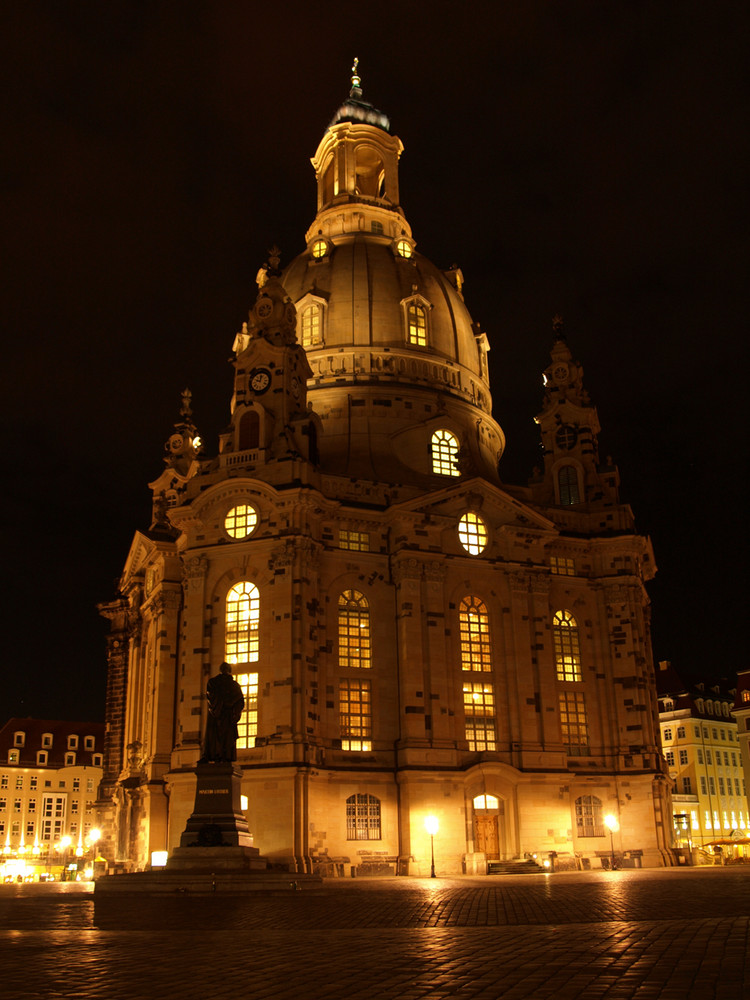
[98, 72, 671, 874]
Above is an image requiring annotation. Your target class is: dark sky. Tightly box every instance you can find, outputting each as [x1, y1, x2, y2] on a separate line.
[2, 2, 746, 722]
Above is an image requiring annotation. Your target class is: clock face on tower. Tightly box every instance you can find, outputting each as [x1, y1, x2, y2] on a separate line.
[552, 363, 569, 384]
[249, 368, 271, 394]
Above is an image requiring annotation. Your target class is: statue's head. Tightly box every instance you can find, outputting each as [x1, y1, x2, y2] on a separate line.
[220, 662, 232, 675]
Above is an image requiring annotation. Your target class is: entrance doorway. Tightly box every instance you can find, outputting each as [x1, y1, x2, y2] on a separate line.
[472, 794, 504, 859]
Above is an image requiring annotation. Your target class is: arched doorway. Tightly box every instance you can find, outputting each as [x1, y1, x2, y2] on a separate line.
[472, 794, 505, 860]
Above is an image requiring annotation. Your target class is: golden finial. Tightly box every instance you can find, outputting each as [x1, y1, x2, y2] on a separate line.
[351, 57, 361, 91]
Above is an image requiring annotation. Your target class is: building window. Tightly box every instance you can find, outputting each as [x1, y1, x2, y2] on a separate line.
[575, 795, 604, 837]
[65, 753, 76, 767]
[300, 304, 322, 347]
[225, 505, 258, 539]
[709, 777, 716, 795]
[718, 778, 725, 795]
[28, 799, 35, 813]
[459, 597, 492, 672]
[697, 749, 704, 764]
[30, 776, 37, 790]
[743, 690, 750, 703]
[340, 679, 372, 751]
[473, 794, 500, 810]
[679, 750, 688, 765]
[225, 582, 260, 664]
[396, 239, 413, 259]
[37, 751, 48, 766]
[553, 610, 582, 681]
[665, 751, 675, 766]
[406, 303, 427, 346]
[15, 776, 22, 789]
[346, 793, 381, 840]
[558, 465, 581, 505]
[235, 672, 259, 749]
[677, 726, 686, 738]
[463, 682, 496, 751]
[559, 691, 589, 752]
[311, 239, 327, 259]
[92, 754, 103, 767]
[42, 734, 53, 749]
[706, 750, 713, 764]
[550, 556, 575, 576]
[0, 776, 7, 789]
[67, 735, 78, 750]
[458, 512, 487, 555]
[682, 777, 692, 793]
[8, 750, 19, 765]
[663, 727, 673, 741]
[13, 732, 25, 747]
[84, 736, 95, 751]
[339, 529, 370, 552]
[431, 429, 460, 477]
[338, 591, 371, 669]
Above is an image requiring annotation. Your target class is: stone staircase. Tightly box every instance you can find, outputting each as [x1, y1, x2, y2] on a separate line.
[486, 858, 546, 875]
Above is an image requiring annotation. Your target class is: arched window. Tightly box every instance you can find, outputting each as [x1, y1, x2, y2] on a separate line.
[473, 794, 499, 810]
[300, 304, 322, 347]
[459, 597, 492, 671]
[575, 795, 604, 837]
[338, 590, 371, 669]
[238, 410, 259, 451]
[553, 610, 582, 681]
[558, 465, 581, 505]
[225, 582, 260, 664]
[431, 429, 460, 477]
[346, 793, 381, 840]
[406, 303, 427, 346]
[463, 682, 496, 751]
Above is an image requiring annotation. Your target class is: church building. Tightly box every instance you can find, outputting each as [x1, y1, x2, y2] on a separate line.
[98, 67, 672, 874]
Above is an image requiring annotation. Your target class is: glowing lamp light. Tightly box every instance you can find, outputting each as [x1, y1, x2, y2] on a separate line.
[151, 851, 168, 868]
[604, 814, 619, 871]
[88, 828, 102, 845]
[424, 815, 439, 837]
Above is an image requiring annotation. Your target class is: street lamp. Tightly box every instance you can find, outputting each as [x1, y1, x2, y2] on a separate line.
[424, 815, 439, 878]
[604, 814, 619, 870]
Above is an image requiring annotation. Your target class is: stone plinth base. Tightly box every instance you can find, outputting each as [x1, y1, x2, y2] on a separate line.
[178, 762, 254, 850]
[94, 870, 322, 895]
[166, 845, 267, 872]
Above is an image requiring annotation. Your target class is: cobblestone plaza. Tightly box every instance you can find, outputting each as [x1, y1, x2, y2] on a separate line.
[2, 868, 748, 998]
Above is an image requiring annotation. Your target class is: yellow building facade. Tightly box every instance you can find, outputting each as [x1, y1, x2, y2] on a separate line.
[0, 718, 104, 880]
[98, 70, 671, 875]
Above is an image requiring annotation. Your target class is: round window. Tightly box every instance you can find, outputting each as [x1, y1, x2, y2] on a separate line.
[458, 512, 487, 555]
[311, 239, 328, 259]
[396, 239, 413, 258]
[225, 504, 258, 540]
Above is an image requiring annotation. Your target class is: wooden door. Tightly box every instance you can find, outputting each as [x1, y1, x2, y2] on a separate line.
[475, 815, 499, 859]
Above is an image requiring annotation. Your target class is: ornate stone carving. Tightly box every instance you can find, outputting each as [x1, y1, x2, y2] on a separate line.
[391, 557, 422, 586]
[181, 554, 208, 593]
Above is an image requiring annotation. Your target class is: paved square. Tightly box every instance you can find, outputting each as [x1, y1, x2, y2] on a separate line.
[1, 868, 748, 999]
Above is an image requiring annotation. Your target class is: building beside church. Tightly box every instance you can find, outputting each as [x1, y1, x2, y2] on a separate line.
[97, 68, 671, 874]
[657, 662, 749, 860]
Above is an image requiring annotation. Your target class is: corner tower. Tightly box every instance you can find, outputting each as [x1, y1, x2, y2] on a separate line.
[282, 62, 504, 486]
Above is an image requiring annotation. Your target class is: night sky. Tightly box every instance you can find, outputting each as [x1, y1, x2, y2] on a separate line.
[3, 3, 745, 723]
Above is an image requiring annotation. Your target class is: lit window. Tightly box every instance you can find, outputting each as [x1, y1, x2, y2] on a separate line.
[225, 582, 260, 664]
[431, 429, 460, 477]
[553, 610, 582, 681]
[339, 530, 370, 552]
[346, 793, 381, 840]
[558, 465, 581, 505]
[550, 556, 575, 576]
[473, 794, 499, 810]
[406, 303, 427, 345]
[463, 682, 496, 751]
[458, 513, 487, 555]
[15, 777, 22, 789]
[235, 672, 259, 749]
[459, 597, 492, 672]
[8, 750, 18, 765]
[575, 795, 604, 837]
[559, 691, 589, 752]
[311, 239, 327, 259]
[300, 304, 322, 347]
[338, 591, 371, 669]
[396, 239, 412, 258]
[340, 679, 372, 751]
[225, 504, 258, 540]
[743, 690, 750, 703]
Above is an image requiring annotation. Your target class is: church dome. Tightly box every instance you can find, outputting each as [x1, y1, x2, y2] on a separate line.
[280, 70, 505, 487]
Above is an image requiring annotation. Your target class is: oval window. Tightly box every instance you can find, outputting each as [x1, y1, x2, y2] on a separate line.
[225, 504, 258, 539]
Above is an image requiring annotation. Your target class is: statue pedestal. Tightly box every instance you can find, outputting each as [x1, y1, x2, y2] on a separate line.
[166, 762, 267, 872]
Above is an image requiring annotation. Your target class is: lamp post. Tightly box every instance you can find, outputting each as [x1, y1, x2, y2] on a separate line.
[424, 815, 439, 878]
[604, 814, 619, 870]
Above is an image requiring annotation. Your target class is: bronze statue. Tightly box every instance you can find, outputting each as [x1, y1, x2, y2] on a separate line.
[199, 662, 245, 763]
